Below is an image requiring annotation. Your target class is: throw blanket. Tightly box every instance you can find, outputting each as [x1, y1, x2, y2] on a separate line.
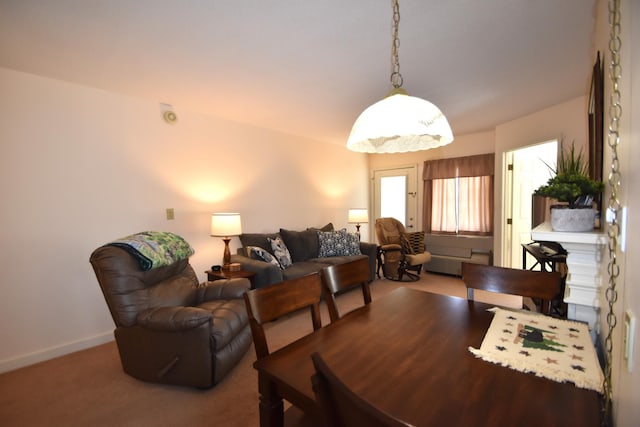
[469, 307, 604, 393]
[108, 231, 194, 271]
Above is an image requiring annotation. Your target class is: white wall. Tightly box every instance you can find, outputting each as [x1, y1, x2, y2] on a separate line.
[0, 67, 369, 372]
[593, 0, 640, 425]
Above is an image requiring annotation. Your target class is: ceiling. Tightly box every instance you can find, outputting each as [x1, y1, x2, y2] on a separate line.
[0, 0, 597, 146]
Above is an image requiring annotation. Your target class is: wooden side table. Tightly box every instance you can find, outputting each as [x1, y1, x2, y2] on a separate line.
[521, 241, 568, 317]
[521, 241, 567, 273]
[206, 269, 256, 288]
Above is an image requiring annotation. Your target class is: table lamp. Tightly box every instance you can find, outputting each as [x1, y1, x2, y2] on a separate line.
[348, 208, 369, 238]
[210, 213, 242, 269]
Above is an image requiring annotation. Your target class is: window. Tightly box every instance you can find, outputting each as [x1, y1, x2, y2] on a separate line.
[423, 154, 494, 236]
[380, 175, 407, 225]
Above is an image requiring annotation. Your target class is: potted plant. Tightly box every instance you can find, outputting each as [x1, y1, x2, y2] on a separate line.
[533, 141, 604, 232]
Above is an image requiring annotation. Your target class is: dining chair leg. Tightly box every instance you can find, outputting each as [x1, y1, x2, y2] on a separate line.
[258, 373, 284, 427]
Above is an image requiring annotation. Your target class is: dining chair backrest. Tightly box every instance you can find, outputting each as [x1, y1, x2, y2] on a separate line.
[320, 257, 372, 322]
[243, 273, 323, 360]
[461, 262, 561, 315]
[311, 352, 415, 427]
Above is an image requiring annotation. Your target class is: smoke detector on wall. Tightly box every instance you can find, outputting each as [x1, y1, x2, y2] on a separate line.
[160, 103, 177, 124]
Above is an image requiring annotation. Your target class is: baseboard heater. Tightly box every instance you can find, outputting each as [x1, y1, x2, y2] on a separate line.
[424, 234, 494, 276]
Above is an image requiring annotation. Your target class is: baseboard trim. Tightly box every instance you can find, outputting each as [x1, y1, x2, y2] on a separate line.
[0, 331, 114, 374]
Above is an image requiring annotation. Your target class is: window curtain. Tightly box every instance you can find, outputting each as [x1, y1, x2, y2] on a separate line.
[458, 175, 493, 233]
[430, 178, 458, 233]
[423, 153, 494, 235]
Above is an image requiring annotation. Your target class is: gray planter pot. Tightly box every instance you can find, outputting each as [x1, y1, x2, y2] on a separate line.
[550, 206, 596, 232]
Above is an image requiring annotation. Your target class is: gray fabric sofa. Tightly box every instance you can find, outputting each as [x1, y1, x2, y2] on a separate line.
[230, 223, 377, 289]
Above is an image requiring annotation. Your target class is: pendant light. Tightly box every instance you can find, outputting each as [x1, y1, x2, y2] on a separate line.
[347, 0, 454, 153]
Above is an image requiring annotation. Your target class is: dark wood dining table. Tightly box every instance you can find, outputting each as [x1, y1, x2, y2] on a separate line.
[253, 287, 601, 427]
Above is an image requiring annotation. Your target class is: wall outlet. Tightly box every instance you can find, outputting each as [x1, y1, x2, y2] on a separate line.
[166, 208, 175, 220]
[624, 309, 636, 372]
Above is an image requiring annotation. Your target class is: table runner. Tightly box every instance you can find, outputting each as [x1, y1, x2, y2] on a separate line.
[469, 308, 604, 393]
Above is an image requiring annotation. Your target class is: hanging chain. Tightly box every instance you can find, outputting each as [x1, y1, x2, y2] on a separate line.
[602, 0, 622, 424]
[390, 0, 403, 88]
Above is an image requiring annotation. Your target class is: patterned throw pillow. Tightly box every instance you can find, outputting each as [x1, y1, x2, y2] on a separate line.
[401, 232, 425, 254]
[268, 236, 293, 269]
[248, 245, 281, 269]
[317, 229, 361, 257]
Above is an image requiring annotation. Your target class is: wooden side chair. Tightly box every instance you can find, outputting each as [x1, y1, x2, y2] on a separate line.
[243, 272, 323, 360]
[311, 352, 415, 427]
[461, 262, 562, 315]
[244, 273, 324, 426]
[320, 257, 372, 323]
[244, 273, 322, 359]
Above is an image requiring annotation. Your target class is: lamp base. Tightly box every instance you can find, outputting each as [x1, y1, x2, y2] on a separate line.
[221, 237, 232, 268]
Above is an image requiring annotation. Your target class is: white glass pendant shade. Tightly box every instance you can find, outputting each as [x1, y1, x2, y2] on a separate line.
[347, 92, 454, 153]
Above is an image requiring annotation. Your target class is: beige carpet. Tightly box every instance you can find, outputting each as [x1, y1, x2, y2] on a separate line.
[0, 273, 519, 427]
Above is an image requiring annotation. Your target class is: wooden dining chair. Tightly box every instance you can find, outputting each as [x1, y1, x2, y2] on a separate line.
[243, 272, 323, 360]
[320, 257, 372, 323]
[461, 262, 562, 315]
[244, 274, 324, 426]
[311, 352, 415, 427]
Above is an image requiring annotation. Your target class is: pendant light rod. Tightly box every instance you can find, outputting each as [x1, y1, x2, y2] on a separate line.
[390, 0, 403, 89]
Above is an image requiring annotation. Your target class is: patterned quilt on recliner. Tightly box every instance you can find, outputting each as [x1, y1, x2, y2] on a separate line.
[108, 231, 194, 271]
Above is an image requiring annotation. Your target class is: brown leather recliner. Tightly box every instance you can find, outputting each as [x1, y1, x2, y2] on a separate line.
[90, 245, 252, 388]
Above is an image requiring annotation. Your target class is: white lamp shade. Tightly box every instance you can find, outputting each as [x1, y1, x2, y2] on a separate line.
[348, 208, 369, 224]
[347, 93, 454, 153]
[210, 213, 242, 237]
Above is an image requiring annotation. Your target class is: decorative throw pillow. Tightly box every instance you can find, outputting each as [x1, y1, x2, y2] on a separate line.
[268, 236, 293, 269]
[248, 245, 281, 268]
[280, 228, 318, 262]
[401, 232, 425, 254]
[317, 229, 361, 257]
[342, 231, 361, 256]
[239, 233, 280, 255]
[307, 222, 334, 232]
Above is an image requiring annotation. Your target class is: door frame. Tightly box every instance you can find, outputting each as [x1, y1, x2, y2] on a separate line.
[501, 140, 557, 267]
[370, 164, 419, 242]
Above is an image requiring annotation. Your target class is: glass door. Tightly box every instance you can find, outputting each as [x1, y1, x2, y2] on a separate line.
[372, 166, 418, 241]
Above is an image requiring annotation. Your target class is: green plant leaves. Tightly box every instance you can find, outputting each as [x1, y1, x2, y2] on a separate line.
[533, 141, 604, 207]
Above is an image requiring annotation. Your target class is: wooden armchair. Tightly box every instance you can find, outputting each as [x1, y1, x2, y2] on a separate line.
[375, 217, 431, 281]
